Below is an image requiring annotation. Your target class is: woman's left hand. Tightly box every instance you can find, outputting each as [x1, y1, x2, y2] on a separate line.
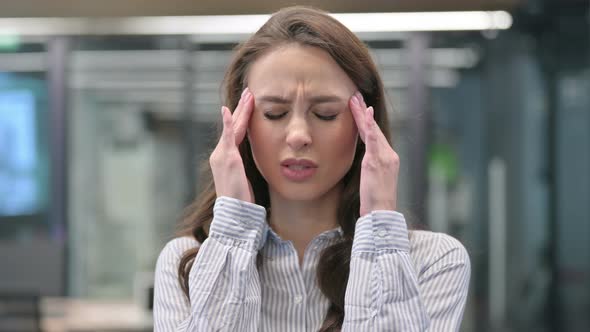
[349, 91, 400, 216]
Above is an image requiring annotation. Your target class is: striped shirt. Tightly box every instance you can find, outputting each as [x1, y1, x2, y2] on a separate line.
[154, 196, 470, 331]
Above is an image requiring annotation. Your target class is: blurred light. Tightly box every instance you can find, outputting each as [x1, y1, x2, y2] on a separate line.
[0, 11, 512, 36]
[0, 34, 20, 51]
[334, 11, 512, 32]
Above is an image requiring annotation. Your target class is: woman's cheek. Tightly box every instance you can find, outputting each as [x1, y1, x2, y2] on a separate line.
[248, 122, 277, 172]
[332, 118, 358, 161]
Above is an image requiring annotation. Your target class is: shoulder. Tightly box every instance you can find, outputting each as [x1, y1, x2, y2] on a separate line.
[156, 237, 200, 271]
[154, 237, 198, 320]
[408, 230, 471, 275]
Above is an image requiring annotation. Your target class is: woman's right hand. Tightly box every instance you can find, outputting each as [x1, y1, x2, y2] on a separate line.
[209, 88, 255, 203]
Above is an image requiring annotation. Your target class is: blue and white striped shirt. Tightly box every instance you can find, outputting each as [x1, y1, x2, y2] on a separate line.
[154, 196, 470, 331]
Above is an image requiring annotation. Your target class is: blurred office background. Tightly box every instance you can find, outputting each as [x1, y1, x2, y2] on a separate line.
[0, 0, 588, 331]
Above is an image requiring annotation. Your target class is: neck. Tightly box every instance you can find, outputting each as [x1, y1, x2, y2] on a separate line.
[268, 185, 342, 263]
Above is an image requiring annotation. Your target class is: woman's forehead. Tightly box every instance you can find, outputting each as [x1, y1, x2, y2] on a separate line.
[247, 45, 356, 96]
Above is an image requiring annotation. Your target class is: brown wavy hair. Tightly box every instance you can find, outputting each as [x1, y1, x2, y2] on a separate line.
[176, 6, 391, 331]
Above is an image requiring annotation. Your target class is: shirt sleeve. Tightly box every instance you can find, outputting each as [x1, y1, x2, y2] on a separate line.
[343, 211, 471, 332]
[153, 196, 268, 332]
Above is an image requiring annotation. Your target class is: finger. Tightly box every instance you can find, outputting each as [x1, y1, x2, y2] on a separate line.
[233, 90, 254, 145]
[355, 91, 370, 136]
[221, 106, 235, 147]
[349, 93, 367, 141]
[364, 106, 391, 156]
[357, 90, 367, 109]
[232, 87, 250, 123]
[364, 107, 379, 155]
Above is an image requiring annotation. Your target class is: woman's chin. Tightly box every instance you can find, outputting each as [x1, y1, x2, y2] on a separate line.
[275, 188, 320, 202]
[269, 182, 339, 203]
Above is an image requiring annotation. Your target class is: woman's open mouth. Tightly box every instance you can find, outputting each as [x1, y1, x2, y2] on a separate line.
[280, 159, 318, 182]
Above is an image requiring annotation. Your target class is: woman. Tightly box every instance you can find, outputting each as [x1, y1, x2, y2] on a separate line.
[154, 6, 470, 332]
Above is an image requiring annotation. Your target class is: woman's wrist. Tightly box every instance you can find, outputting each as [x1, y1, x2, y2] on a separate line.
[352, 210, 409, 254]
[210, 196, 268, 251]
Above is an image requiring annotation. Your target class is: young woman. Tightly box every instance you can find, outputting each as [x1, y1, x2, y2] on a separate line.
[154, 6, 470, 332]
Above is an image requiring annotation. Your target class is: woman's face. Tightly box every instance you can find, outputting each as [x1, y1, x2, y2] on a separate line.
[247, 44, 358, 202]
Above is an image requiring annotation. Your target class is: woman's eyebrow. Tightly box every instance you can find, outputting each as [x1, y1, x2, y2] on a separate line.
[257, 94, 344, 105]
[257, 95, 291, 104]
[309, 95, 343, 104]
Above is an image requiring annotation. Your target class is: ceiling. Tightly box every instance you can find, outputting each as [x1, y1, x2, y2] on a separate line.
[0, 0, 523, 17]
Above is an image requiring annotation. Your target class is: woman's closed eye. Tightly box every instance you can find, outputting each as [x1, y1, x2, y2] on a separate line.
[263, 111, 288, 120]
[263, 111, 338, 121]
[314, 112, 338, 121]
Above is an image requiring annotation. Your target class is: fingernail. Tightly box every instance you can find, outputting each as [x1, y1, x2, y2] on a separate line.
[351, 95, 359, 105]
[357, 91, 364, 102]
[241, 87, 249, 98]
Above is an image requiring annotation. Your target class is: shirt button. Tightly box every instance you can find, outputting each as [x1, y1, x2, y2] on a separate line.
[294, 295, 303, 304]
[378, 230, 387, 238]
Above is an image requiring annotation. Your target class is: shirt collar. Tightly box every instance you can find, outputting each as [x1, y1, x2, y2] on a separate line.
[265, 225, 343, 244]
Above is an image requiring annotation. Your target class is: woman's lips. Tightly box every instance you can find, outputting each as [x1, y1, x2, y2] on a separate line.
[280, 158, 318, 182]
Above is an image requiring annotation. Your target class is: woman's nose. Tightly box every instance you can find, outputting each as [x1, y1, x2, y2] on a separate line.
[285, 116, 312, 151]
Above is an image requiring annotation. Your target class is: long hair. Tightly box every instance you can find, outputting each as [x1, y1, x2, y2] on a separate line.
[176, 6, 391, 331]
